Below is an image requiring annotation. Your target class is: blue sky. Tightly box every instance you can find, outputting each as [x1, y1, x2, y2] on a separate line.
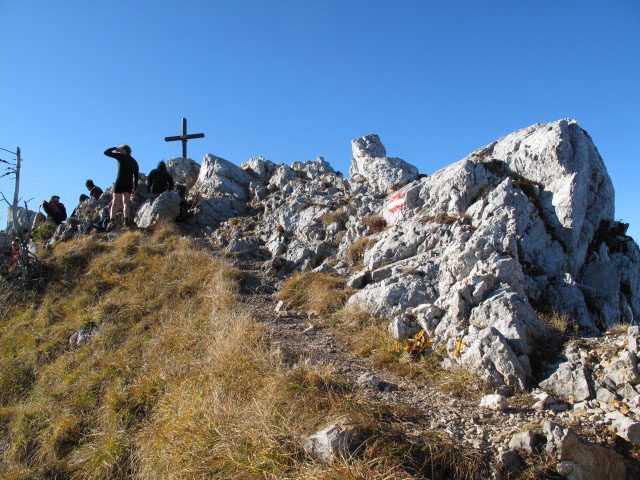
[1, 1, 639, 239]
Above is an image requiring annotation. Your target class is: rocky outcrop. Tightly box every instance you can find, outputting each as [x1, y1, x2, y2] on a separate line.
[190, 154, 253, 202]
[134, 191, 181, 229]
[349, 134, 419, 194]
[543, 421, 625, 480]
[166, 157, 200, 190]
[37, 119, 640, 396]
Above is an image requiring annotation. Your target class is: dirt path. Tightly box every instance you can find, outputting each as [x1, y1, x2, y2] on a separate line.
[234, 258, 551, 462]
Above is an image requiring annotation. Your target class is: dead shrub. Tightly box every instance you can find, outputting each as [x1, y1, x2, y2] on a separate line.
[363, 215, 387, 234]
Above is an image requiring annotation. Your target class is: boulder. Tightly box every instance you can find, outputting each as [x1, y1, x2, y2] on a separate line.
[539, 345, 594, 402]
[605, 411, 640, 445]
[191, 197, 250, 227]
[166, 157, 200, 190]
[543, 421, 625, 480]
[190, 154, 253, 201]
[479, 394, 509, 411]
[69, 323, 99, 347]
[303, 419, 362, 463]
[241, 156, 276, 184]
[134, 191, 181, 229]
[509, 430, 545, 454]
[349, 134, 419, 194]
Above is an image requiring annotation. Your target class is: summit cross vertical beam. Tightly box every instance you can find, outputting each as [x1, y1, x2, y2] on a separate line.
[164, 117, 205, 159]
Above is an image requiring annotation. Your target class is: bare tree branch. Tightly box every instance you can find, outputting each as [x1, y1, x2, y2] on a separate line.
[0, 191, 11, 207]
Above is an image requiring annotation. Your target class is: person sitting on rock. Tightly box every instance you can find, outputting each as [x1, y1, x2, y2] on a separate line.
[69, 194, 90, 221]
[104, 144, 139, 228]
[41, 195, 67, 225]
[147, 161, 174, 197]
[85, 179, 103, 200]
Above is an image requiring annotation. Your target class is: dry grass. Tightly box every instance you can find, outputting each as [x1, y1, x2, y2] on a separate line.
[345, 237, 377, 268]
[538, 312, 578, 335]
[320, 209, 348, 228]
[278, 271, 356, 316]
[1, 226, 492, 479]
[418, 212, 458, 225]
[608, 322, 631, 335]
[328, 306, 489, 401]
[363, 215, 388, 234]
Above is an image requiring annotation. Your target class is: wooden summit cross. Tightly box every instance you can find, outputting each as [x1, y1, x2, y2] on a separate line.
[164, 117, 205, 159]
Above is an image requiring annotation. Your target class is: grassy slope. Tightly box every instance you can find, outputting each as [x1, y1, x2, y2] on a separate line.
[0, 227, 487, 480]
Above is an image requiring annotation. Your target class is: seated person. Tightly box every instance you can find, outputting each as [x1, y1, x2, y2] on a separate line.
[147, 161, 174, 196]
[85, 179, 103, 200]
[41, 195, 67, 225]
[69, 194, 90, 221]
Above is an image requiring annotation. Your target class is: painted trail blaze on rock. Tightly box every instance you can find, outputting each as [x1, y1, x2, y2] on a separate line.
[388, 193, 405, 213]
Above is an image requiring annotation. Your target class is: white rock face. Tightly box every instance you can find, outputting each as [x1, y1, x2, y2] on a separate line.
[543, 421, 625, 480]
[166, 157, 200, 190]
[134, 191, 181, 229]
[479, 394, 509, 411]
[191, 154, 253, 202]
[343, 120, 639, 389]
[349, 134, 419, 194]
[241, 156, 276, 184]
[303, 420, 361, 463]
[187, 121, 640, 391]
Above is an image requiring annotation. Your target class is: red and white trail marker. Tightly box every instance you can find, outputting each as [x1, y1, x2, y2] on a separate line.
[388, 193, 405, 213]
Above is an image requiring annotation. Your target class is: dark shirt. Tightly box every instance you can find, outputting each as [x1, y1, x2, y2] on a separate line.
[88, 185, 103, 200]
[147, 167, 175, 194]
[42, 201, 67, 224]
[104, 148, 139, 191]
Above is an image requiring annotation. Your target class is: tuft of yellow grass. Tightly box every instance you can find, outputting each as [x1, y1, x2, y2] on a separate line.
[278, 271, 356, 316]
[328, 306, 489, 401]
[538, 312, 578, 335]
[363, 215, 388, 234]
[345, 237, 377, 268]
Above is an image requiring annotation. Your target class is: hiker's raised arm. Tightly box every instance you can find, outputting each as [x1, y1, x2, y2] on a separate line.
[104, 147, 118, 158]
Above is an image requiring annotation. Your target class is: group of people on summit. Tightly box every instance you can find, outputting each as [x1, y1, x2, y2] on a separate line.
[38, 144, 175, 231]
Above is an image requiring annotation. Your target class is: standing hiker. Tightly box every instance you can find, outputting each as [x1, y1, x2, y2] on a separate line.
[103, 144, 139, 228]
[147, 161, 174, 198]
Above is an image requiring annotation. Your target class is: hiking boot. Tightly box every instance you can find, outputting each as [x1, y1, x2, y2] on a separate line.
[105, 220, 117, 232]
[124, 218, 135, 229]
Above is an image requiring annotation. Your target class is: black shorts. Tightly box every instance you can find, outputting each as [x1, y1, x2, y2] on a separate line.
[114, 179, 134, 194]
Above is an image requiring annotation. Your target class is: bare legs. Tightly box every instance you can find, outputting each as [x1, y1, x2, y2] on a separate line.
[110, 193, 122, 224]
[122, 193, 132, 224]
[110, 192, 133, 226]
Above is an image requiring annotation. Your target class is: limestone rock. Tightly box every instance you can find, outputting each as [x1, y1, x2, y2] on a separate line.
[479, 394, 509, 411]
[241, 156, 276, 184]
[166, 157, 200, 190]
[134, 191, 181, 229]
[508, 430, 544, 454]
[539, 345, 594, 402]
[69, 323, 98, 347]
[605, 411, 640, 445]
[543, 421, 625, 480]
[191, 154, 253, 201]
[349, 134, 418, 194]
[191, 197, 249, 227]
[303, 419, 362, 463]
